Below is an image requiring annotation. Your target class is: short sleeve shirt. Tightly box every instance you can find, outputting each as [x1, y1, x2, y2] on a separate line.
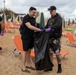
[21, 14, 36, 38]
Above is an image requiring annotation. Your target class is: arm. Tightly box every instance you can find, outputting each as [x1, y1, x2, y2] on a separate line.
[25, 22, 41, 31]
[44, 17, 62, 32]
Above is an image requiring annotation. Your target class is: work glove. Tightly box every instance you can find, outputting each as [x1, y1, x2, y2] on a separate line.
[45, 28, 51, 32]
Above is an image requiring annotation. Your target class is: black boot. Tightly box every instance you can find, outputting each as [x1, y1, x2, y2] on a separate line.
[44, 67, 53, 72]
[57, 64, 62, 73]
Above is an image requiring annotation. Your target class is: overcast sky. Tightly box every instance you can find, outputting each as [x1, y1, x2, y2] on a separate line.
[0, 0, 76, 20]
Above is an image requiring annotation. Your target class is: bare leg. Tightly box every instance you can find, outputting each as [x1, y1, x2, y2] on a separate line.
[21, 51, 31, 73]
[26, 49, 35, 70]
[56, 55, 61, 64]
[26, 49, 31, 67]
[21, 51, 27, 70]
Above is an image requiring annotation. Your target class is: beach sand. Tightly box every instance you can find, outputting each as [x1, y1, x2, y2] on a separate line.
[0, 29, 76, 75]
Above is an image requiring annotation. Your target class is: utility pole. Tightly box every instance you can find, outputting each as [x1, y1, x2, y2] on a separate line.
[3, 0, 5, 10]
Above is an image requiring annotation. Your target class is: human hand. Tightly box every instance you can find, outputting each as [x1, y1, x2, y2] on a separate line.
[45, 28, 51, 32]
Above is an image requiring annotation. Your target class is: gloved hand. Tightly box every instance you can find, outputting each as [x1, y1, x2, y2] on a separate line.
[0, 32, 4, 36]
[45, 28, 51, 32]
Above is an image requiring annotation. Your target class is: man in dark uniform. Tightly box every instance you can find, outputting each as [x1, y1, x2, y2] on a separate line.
[46, 6, 62, 73]
[20, 7, 41, 73]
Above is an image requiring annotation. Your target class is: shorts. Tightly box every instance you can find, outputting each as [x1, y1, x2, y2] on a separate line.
[49, 38, 61, 54]
[21, 37, 34, 51]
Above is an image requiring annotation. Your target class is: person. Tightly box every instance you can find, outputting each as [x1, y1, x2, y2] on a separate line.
[46, 6, 62, 73]
[0, 16, 4, 50]
[20, 7, 42, 73]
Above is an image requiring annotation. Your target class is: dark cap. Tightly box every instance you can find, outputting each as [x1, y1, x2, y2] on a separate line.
[48, 6, 57, 11]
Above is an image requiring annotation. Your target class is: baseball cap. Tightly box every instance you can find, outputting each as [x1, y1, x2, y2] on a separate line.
[48, 6, 57, 11]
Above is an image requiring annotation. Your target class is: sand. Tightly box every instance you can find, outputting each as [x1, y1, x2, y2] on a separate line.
[0, 29, 76, 75]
